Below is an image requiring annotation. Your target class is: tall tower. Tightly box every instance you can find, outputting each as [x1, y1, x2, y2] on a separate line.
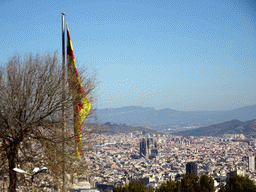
[249, 156, 255, 172]
[140, 138, 147, 158]
[186, 162, 197, 176]
[145, 138, 148, 159]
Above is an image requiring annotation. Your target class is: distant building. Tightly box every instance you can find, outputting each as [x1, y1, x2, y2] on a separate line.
[140, 137, 158, 159]
[97, 184, 115, 192]
[227, 167, 245, 179]
[236, 167, 246, 177]
[140, 138, 148, 158]
[140, 178, 150, 185]
[186, 162, 197, 176]
[249, 156, 255, 172]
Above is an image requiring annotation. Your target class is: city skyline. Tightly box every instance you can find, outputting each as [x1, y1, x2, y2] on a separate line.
[1, 0, 256, 111]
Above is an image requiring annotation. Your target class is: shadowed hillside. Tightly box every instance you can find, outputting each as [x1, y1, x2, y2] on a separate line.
[172, 119, 256, 137]
[87, 122, 158, 135]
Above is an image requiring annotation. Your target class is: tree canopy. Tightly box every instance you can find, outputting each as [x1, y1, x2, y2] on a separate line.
[0, 52, 98, 192]
[220, 175, 256, 192]
[114, 174, 216, 192]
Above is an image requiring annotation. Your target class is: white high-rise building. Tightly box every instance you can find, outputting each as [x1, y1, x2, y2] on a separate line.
[249, 156, 255, 172]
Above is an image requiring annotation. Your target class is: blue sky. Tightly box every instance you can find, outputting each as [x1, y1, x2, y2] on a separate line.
[1, 0, 256, 111]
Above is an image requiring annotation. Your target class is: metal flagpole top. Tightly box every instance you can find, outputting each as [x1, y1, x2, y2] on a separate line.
[61, 11, 67, 192]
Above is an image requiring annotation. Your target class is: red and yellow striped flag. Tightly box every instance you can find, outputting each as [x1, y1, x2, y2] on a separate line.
[66, 23, 91, 158]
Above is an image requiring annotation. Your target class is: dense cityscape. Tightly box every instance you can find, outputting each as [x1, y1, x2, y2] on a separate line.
[74, 130, 256, 192]
[2, 122, 256, 192]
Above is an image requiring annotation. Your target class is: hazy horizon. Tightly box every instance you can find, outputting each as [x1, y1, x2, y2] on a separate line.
[97, 103, 256, 112]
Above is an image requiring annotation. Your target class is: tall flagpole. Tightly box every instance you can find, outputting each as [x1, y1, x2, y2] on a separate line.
[61, 12, 67, 192]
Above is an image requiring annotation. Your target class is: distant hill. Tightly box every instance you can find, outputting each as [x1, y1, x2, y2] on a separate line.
[94, 105, 256, 128]
[172, 119, 256, 137]
[90, 122, 158, 135]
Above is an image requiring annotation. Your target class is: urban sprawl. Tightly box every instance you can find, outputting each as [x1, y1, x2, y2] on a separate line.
[83, 131, 256, 192]
[1, 130, 255, 192]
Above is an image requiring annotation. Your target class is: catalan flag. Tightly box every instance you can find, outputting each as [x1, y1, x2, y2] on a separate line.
[66, 23, 91, 158]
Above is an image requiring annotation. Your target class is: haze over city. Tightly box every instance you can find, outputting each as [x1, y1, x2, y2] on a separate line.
[1, 0, 256, 111]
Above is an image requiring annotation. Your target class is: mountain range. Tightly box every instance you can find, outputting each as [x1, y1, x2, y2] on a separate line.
[94, 105, 256, 128]
[172, 119, 256, 138]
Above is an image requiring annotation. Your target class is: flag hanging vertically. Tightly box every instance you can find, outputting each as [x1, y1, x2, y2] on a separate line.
[66, 23, 91, 158]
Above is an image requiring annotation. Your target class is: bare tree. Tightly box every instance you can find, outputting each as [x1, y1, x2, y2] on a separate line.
[0, 51, 99, 192]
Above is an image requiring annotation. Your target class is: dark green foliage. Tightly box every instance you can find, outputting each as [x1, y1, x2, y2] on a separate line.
[128, 180, 147, 192]
[157, 179, 175, 192]
[157, 174, 200, 192]
[114, 174, 256, 192]
[181, 173, 199, 192]
[218, 185, 226, 192]
[114, 185, 127, 192]
[147, 185, 155, 192]
[174, 179, 181, 192]
[198, 175, 214, 192]
[114, 180, 146, 192]
[158, 174, 214, 192]
[221, 175, 256, 192]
